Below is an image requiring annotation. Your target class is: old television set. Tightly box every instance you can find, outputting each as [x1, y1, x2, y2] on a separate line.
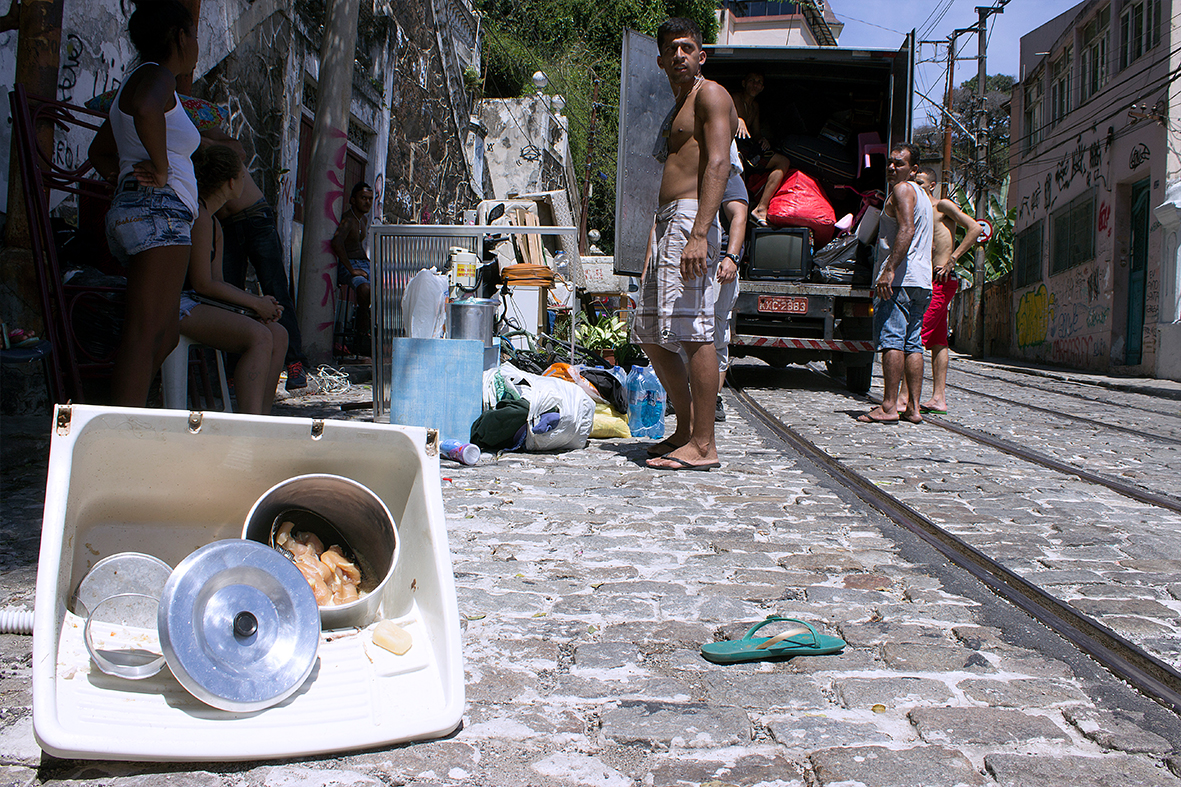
[745, 226, 812, 281]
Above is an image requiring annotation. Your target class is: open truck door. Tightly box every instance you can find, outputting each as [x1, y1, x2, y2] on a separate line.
[614, 29, 665, 277]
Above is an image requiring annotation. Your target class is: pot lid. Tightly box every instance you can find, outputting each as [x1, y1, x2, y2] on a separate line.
[158, 540, 320, 712]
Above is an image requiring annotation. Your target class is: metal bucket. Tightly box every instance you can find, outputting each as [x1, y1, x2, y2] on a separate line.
[241, 474, 399, 630]
[447, 298, 497, 346]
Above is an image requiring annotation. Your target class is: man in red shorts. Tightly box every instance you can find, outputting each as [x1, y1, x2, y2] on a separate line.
[907, 166, 980, 414]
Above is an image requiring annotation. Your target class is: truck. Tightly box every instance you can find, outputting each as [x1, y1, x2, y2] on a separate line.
[614, 29, 915, 393]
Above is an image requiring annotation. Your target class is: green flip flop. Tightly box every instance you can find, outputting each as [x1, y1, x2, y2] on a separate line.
[700, 616, 846, 664]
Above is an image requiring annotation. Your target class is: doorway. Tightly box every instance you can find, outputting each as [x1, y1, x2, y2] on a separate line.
[1126, 178, 1150, 365]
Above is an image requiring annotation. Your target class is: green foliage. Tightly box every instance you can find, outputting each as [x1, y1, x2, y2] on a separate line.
[914, 73, 1015, 195]
[576, 314, 629, 349]
[475, 0, 718, 253]
[951, 175, 1016, 284]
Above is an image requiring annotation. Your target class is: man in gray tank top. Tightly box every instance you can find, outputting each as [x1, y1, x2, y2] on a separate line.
[859, 142, 933, 425]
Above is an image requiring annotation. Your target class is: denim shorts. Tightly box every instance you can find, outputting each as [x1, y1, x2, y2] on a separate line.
[873, 286, 932, 354]
[179, 290, 200, 320]
[339, 258, 371, 290]
[105, 182, 194, 264]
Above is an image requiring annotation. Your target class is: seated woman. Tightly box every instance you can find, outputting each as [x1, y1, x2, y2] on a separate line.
[731, 71, 792, 227]
[180, 144, 287, 414]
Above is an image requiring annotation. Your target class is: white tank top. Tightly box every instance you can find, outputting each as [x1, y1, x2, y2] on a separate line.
[109, 63, 201, 216]
[875, 180, 933, 289]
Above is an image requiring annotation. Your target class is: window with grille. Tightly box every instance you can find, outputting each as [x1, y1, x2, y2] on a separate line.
[1050, 190, 1096, 274]
[1119, 0, 1162, 71]
[1050, 46, 1072, 126]
[1014, 220, 1043, 288]
[1081, 6, 1109, 101]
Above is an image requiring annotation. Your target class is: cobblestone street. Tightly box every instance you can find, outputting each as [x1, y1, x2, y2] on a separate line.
[2, 355, 1181, 786]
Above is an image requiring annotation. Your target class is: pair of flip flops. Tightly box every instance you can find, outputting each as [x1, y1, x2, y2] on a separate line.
[920, 406, 948, 415]
[700, 616, 846, 663]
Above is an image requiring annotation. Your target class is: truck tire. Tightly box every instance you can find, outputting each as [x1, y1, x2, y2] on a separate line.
[846, 364, 872, 393]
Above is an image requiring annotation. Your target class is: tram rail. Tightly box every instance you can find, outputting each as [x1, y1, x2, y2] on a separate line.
[729, 372, 1181, 715]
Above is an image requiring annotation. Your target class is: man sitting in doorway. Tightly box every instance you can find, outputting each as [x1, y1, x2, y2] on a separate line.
[331, 182, 374, 356]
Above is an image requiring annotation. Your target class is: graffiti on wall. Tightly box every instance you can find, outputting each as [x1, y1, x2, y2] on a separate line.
[1016, 266, 1112, 351]
[1016, 284, 1051, 348]
[1129, 142, 1150, 170]
[57, 34, 128, 106]
[1098, 201, 1111, 237]
[311, 127, 349, 335]
[1019, 135, 1108, 222]
[1051, 335, 1108, 366]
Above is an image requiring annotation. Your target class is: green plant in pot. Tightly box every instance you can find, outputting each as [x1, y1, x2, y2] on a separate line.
[576, 314, 642, 368]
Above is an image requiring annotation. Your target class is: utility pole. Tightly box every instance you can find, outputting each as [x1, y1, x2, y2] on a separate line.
[296, 0, 361, 365]
[940, 30, 958, 200]
[578, 77, 601, 256]
[972, 1, 1006, 358]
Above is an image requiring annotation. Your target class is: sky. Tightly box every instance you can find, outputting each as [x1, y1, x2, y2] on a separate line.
[834, 0, 1081, 126]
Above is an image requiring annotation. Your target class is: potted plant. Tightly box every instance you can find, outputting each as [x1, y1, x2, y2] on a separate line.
[576, 314, 630, 366]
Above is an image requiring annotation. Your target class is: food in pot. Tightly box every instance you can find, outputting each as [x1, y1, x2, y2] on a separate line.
[275, 521, 362, 606]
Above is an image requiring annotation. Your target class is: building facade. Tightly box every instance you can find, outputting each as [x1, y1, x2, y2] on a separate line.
[1007, 0, 1180, 380]
[715, 0, 843, 47]
[1, 0, 481, 318]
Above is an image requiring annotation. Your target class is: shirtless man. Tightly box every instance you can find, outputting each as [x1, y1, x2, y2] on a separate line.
[633, 16, 737, 471]
[858, 142, 932, 425]
[900, 166, 980, 415]
[731, 71, 792, 226]
[331, 183, 374, 354]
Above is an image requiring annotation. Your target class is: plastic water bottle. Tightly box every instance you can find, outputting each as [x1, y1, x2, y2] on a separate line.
[626, 366, 646, 436]
[627, 366, 666, 439]
[640, 368, 666, 440]
[440, 438, 481, 465]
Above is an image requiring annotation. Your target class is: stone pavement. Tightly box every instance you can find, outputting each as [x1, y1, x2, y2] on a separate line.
[738, 355, 1181, 674]
[2, 359, 1181, 786]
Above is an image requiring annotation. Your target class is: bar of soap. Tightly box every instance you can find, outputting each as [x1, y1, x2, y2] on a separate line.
[372, 621, 412, 655]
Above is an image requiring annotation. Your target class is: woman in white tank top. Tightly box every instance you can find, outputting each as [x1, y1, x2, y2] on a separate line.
[88, 0, 201, 408]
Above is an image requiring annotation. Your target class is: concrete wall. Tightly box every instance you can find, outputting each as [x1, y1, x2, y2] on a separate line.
[1007, 0, 1176, 377]
[479, 95, 571, 202]
[378, 0, 480, 224]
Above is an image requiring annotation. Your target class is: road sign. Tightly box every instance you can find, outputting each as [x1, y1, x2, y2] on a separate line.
[977, 218, 994, 243]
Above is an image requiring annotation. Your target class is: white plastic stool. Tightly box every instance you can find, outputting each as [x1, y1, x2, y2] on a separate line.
[161, 335, 233, 411]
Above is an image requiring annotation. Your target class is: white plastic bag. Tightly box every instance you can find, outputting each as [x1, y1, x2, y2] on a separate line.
[401, 268, 448, 338]
[498, 363, 594, 451]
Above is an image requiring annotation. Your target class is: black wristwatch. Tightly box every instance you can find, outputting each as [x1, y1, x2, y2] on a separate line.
[721, 252, 738, 264]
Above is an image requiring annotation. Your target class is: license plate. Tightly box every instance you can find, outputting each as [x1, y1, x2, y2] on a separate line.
[758, 295, 808, 314]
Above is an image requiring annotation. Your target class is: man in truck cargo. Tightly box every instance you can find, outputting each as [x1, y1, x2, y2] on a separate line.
[898, 166, 981, 416]
[858, 142, 932, 425]
[634, 16, 738, 471]
[731, 71, 792, 227]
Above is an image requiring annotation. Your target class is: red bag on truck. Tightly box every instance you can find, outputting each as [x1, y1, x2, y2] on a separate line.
[767, 169, 836, 248]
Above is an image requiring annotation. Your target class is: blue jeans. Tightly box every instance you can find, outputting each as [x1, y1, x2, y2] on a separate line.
[105, 182, 193, 263]
[221, 200, 306, 366]
[873, 286, 931, 354]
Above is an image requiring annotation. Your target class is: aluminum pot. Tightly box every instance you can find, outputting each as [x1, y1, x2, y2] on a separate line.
[447, 298, 497, 346]
[241, 474, 399, 630]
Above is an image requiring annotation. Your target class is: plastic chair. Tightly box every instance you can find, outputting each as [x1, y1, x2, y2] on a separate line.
[857, 132, 888, 178]
[160, 335, 233, 411]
